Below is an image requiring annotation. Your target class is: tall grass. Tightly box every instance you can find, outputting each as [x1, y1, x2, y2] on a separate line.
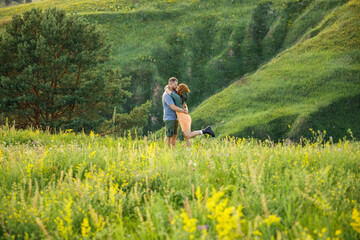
[0, 125, 359, 239]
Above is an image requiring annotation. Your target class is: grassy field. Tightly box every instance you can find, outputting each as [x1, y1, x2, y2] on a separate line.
[0, 125, 359, 239]
[1, 1, 360, 237]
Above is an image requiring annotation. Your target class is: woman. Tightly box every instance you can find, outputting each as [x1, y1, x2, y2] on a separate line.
[165, 83, 215, 147]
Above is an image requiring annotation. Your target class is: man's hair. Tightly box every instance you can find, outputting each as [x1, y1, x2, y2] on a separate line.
[168, 77, 178, 84]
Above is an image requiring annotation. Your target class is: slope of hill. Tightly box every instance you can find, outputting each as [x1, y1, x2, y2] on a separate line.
[0, 0, 358, 140]
[191, 0, 360, 141]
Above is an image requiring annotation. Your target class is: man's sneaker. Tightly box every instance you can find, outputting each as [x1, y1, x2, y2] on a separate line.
[203, 126, 215, 137]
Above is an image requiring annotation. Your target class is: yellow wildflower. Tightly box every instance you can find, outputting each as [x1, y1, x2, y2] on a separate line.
[56, 219, 67, 239]
[253, 230, 262, 236]
[180, 210, 197, 233]
[263, 215, 281, 226]
[81, 217, 91, 237]
[350, 208, 360, 233]
[206, 189, 245, 240]
[195, 186, 203, 207]
[89, 151, 96, 157]
[206, 190, 224, 218]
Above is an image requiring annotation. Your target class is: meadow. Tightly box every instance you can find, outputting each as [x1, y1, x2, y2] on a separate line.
[0, 1, 360, 239]
[0, 124, 359, 239]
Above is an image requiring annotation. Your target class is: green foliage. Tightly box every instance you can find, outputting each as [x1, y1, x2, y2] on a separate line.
[101, 100, 152, 136]
[282, 0, 345, 48]
[191, 0, 360, 141]
[243, 1, 276, 68]
[153, 32, 187, 82]
[0, 8, 131, 131]
[293, 94, 360, 142]
[261, 16, 287, 61]
[0, 127, 360, 239]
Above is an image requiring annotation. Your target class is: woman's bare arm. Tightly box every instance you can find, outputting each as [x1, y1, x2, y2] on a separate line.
[164, 85, 172, 95]
[183, 103, 188, 112]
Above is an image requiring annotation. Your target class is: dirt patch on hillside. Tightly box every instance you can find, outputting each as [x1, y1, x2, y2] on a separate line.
[235, 76, 248, 86]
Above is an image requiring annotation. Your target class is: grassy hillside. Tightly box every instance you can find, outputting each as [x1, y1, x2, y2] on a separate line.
[191, 0, 360, 141]
[0, 126, 360, 239]
[0, 0, 358, 139]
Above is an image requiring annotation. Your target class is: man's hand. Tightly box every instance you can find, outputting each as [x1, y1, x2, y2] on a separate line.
[169, 104, 188, 114]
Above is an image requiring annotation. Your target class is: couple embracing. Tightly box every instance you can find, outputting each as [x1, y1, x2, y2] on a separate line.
[162, 77, 215, 148]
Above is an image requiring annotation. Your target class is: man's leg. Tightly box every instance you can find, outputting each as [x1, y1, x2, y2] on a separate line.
[164, 136, 171, 147]
[165, 120, 178, 148]
[170, 121, 178, 147]
[170, 134, 177, 147]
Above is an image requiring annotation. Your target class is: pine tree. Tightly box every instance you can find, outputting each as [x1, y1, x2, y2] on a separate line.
[0, 8, 131, 131]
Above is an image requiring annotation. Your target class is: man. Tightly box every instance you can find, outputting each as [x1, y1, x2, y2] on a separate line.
[162, 77, 188, 147]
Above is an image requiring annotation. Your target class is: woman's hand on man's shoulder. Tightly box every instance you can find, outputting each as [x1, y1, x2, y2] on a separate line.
[164, 85, 172, 95]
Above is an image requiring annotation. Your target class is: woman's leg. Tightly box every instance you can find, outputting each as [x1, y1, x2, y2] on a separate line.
[183, 130, 202, 139]
[183, 130, 202, 148]
[185, 138, 191, 148]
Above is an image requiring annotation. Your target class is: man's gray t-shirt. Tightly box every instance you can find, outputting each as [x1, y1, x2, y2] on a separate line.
[162, 91, 177, 120]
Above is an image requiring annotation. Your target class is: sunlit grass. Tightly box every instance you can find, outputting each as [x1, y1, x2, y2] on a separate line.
[191, 0, 360, 140]
[0, 125, 359, 239]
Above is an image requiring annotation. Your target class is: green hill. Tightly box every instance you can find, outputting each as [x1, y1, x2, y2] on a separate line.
[191, 0, 360, 141]
[0, 0, 359, 140]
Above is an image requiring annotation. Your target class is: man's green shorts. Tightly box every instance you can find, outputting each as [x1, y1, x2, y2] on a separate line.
[165, 120, 178, 137]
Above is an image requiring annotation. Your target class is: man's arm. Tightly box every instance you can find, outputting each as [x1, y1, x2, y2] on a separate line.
[169, 104, 188, 114]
